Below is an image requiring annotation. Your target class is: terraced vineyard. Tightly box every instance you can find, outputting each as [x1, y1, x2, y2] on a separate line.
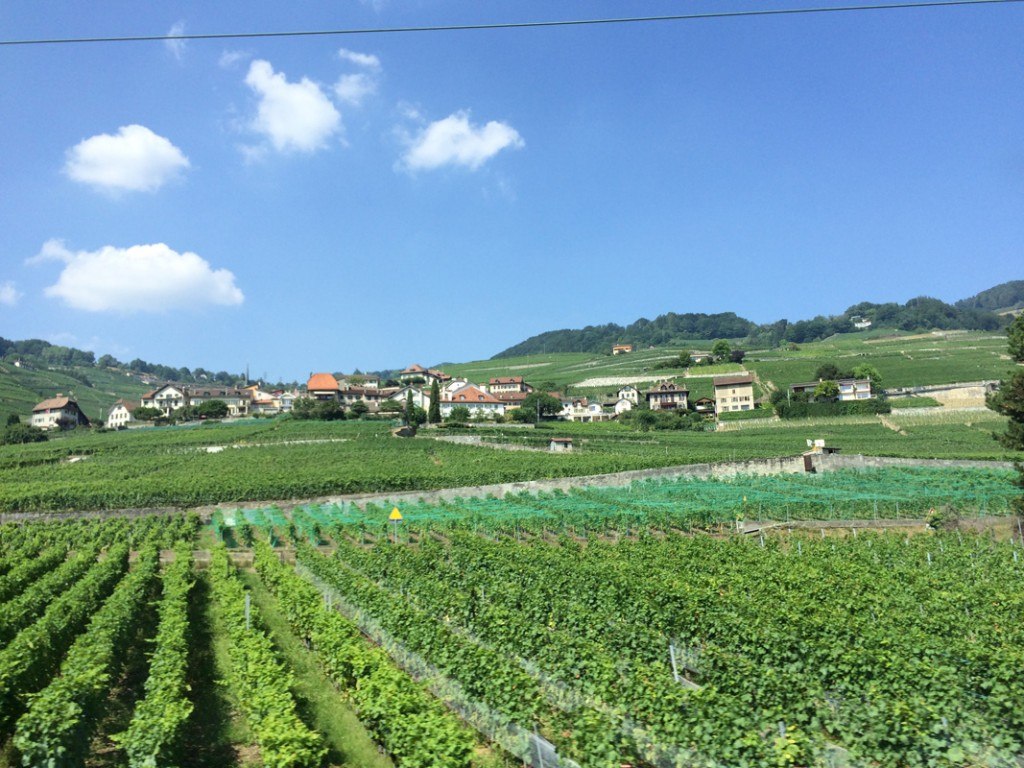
[1, 465, 1022, 767]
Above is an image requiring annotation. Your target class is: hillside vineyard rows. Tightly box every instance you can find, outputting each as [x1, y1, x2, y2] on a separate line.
[1, 470, 1022, 768]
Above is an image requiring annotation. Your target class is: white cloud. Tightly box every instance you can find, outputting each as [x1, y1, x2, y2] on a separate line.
[0, 281, 21, 307]
[219, 49, 250, 69]
[36, 241, 244, 313]
[337, 48, 380, 70]
[245, 60, 341, 153]
[165, 21, 186, 60]
[334, 73, 377, 106]
[401, 111, 524, 171]
[64, 125, 190, 193]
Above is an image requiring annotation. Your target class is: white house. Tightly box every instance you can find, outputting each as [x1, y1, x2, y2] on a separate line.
[837, 378, 873, 401]
[389, 385, 432, 411]
[106, 399, 138, 428]
[561, 398, 613, 423]
[31, 396, 90, 431]
[617, 385, 640, 405]
[141, 385, 187, 417]
[187, 388, 251, 417]
[613, 397, 634, 415]
[441, 384, 505, 419]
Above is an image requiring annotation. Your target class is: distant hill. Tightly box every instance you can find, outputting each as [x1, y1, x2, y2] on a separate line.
[955, 280, 1024, 313]
[494, 286, 1014, 358]
[0, 336, 255, 423]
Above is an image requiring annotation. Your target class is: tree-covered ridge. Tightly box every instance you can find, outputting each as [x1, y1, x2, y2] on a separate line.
[955, 279, 1024, 312]
[495, 291, 1011, 358]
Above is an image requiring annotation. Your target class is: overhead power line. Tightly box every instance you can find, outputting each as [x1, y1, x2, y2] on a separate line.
[1, 0, 1021, 47]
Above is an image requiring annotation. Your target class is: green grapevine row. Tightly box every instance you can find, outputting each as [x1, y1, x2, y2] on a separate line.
[207, 545, 326, 768]
[13, 546, 160, 766]
[119, 545, 195, 767]
[0, 545, 67, 603]
[0, 543, 129, 736]
[253, 540, 478, 768]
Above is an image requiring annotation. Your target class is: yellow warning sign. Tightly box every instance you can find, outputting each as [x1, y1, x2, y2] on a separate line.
[389, 507, 403, 521]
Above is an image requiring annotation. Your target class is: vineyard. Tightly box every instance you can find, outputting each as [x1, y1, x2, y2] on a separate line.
[1, 464, 1023, 767]
[0, 415, 1014, 514]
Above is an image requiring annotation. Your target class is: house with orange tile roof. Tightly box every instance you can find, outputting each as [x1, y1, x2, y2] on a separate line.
[31, 395, 90, 430]
[306, 373, 341, 401]
[441, 384, 505, 419]
[487, 376, 532, 394]
[398, 364, 451, 385]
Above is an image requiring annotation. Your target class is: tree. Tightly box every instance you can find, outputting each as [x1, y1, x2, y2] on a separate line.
[5, 413, 20, 426]
[404, 391, 415, 427]
[634, 410, 657, 432]
[813, 380, 840, 401]
[380, 400, 404, 414]
[988, 313, 1024, 515]
[516, 392, 563, 423]
[1, 423, 47, 445]
[196, 399, 229, 419]
[349, 400, 369, 419]
[448, 405, 471, 424]
[711, 340, 731, 362]
[852, 364, 883, 388]
[290, 397, 317, 420]
[814, 363, 852, 381]
[729, 349, 746, 364]
[428, 380, 441, 424]
[132, 406, 163, 421]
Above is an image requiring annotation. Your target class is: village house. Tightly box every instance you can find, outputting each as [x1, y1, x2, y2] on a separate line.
[561, 398, 613, 422]
[494, 391, 531, 411]
[440, 384, 505, 418]
[617, 385, 640, 405]
[789, 378, 872, 401]
[31, 395, 90, 431]
[106, 399, 138, 428]
[488, 376, 532, 394]
[645, 381, 689, 411]
[388, 385, 432, 411]
[141, 384, 188, 416]
[692, 397, 716, 414]
[713, 374, 755, 415]
[612, 344, 634, 355]
[187, 388, 252, 417]
[398, 364, 451, 385]
[306, 373, 341, 401]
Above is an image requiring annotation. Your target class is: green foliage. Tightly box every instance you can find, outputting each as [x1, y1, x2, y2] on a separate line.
[0, 545, 128, 736]
[711, 339, 731, 361]
[255, 542, 477, 767]
[813, 380, 840, 401]
[851, 363, 882, 386]
[955, 279, 1024, 312]
[207, 545, 326, 767]
[775, 398, 890, 419]
[1008, 313, 1024, 364]
[0, 423, 47, 445]
[5, 413, 19, 426]
[512, 392, 563, 423]
[119, 546, 195, 767]
[13, 547, 159, 766]
[428, 380, 441, 424]
[196, 399, 230, 419]
[133, 406, 164, 421]
[447, 405, 471, 425]
[349, 399, 369, 419]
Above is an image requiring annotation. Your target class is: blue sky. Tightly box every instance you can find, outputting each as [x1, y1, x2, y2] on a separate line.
[1, 1, 1021, 381]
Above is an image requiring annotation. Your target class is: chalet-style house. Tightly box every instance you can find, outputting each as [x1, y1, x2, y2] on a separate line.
[693, 397, 716, 414]
[646, 381, 689, 411]
[713, 374, 755, 414]
[31, 395, 90, 430]
[612, 344, 634, 355]
[106, 399, 138, 428]
[440, 384, 505, 418]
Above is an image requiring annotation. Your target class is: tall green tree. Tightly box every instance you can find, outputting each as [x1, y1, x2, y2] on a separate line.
[711, 339, 731, 361]
[988, 313, 1024, 515]
[404, 390, 415, 427]
[428, 380, 441, 424]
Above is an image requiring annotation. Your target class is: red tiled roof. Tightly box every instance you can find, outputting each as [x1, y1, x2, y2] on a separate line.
[444, 385, 500, 404]
[307, 373, 340, 392]
[713, 375, 754, 387]
[494, 392, 529, 403]
[489, 376, 523, 385]
[401, 364, 427, 374]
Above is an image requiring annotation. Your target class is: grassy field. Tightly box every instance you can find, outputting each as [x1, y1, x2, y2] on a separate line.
[0, 410, 1014, 513]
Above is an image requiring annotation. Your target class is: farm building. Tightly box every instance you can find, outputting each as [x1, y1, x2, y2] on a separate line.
[31, 395, 90, 430]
